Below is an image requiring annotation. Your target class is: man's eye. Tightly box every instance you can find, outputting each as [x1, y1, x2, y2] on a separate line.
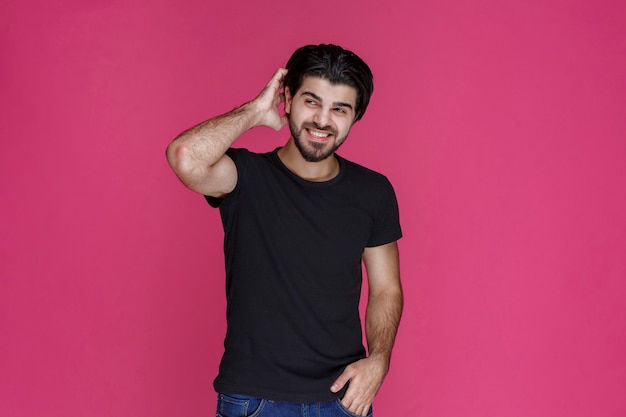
[334, 108, 345, 114]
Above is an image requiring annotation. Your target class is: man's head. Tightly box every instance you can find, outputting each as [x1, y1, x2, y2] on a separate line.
[284, 44, 374, 122]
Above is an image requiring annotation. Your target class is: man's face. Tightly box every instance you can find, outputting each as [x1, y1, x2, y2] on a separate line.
[285, 76, 358, 162]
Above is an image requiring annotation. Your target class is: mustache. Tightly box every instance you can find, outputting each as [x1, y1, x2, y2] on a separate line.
[302, 122, 337, 135]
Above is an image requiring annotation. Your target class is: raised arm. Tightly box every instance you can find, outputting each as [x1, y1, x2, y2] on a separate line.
[166, 68, 288, 197]
[331, 241, 403, 416]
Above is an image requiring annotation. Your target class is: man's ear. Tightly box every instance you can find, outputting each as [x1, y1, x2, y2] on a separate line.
[284, 86, 292, 115]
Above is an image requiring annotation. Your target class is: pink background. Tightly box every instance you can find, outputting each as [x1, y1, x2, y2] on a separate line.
[2, 1, 625, 416]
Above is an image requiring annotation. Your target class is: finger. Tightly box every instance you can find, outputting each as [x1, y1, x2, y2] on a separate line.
[278, 68, 288, 88]
[346, 401, 362, 417]
[267, 68, 288, 88]
[346, 397, 370, 417]
[275, 67, 288, 78]
[357, 404, 371, 417]
[343, 391, 361, 414]
[340, 396, 354, 413]
[273, 91, 285, 107]
[330, 369, 352, 393]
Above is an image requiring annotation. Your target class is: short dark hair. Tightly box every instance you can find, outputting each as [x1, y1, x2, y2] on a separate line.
[284, 44, 374, 121]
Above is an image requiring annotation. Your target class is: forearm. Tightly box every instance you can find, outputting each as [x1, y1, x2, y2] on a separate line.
[166, 102, 259, 178]
[365, 286, 403, 370]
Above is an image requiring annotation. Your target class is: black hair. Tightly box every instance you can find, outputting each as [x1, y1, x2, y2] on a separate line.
[284, 44, 374, 121]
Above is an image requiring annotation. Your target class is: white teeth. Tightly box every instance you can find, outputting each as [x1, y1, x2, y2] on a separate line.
[309, 130, 330, 138]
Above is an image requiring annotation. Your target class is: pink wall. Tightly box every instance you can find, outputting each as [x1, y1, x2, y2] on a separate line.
[1, 1, 625, 416]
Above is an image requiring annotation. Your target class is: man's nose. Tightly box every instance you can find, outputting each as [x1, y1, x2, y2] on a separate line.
[312, 108, 331, 128]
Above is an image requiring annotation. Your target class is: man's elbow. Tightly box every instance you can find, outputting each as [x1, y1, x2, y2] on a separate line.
[166, 141, 195, 179]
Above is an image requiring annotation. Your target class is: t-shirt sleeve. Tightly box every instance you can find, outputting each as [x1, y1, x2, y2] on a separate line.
[366, 178, 402, 247]
[204, 148, 247, 208]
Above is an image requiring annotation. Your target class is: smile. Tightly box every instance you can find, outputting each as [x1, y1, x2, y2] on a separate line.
[306, 129, 332, 141]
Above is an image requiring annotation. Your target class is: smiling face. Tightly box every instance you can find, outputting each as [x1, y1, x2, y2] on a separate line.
[285, 76, 358, 162]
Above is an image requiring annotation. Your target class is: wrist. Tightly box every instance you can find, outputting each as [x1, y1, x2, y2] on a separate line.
[240, 100, 266, 129]
[367, 351, 390, 373]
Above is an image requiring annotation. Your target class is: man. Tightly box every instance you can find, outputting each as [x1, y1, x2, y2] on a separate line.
[166, 44, 402, 417]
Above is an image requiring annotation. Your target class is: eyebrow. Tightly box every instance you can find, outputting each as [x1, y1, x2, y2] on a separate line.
[301, 91, 354, 111]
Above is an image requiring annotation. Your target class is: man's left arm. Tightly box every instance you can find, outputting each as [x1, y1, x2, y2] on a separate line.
[331, 241, 403, 416]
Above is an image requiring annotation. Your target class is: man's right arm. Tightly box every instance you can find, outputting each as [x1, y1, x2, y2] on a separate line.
[166, 68, 288, 198]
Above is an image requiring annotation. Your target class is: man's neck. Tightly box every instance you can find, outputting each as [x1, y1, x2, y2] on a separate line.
[277, 139, 340, 182]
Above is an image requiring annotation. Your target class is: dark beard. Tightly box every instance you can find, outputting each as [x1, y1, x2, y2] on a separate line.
[288, 118, 344, 163]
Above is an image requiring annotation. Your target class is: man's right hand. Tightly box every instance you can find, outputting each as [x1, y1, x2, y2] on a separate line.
[247, 68, 289, 131]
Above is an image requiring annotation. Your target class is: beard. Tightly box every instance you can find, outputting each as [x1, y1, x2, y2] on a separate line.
[288, 117, 347, 163]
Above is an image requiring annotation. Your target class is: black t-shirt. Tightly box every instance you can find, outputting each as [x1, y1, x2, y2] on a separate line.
[206, 148, 402, 402]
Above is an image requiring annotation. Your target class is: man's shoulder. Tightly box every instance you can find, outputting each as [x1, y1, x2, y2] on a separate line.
[338, 154, 392, 186]
[227, 147, 277, 165]
[227, 147, 269, 158]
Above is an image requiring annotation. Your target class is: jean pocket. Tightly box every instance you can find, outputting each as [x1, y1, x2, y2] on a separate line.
[217, 393, 265, 417]
[334, 398, 373, 417]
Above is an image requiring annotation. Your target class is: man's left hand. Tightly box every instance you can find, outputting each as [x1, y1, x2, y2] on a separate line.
[330, 354, 388, 416]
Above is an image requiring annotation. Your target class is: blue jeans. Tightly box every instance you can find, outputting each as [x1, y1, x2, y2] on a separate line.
[216, 393, 373, 417]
